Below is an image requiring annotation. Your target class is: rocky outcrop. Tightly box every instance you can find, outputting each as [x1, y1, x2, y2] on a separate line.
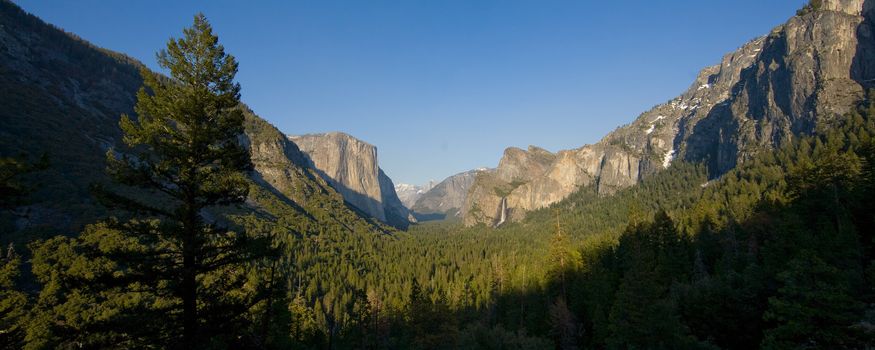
[464, 0, 875, 226]
[289, 132, 410, 228]
[243, 112, 341, 209]
[411, 168, 486, 218]
[683, 0, 875, 174]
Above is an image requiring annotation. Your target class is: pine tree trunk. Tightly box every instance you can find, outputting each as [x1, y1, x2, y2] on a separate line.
[182, 193, 199, 346]
[183, 247, 197, 345]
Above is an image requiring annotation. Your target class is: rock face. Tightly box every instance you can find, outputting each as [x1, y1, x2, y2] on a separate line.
[411, 168, 487, 218]
[0, 1, 143, 231]
[289, 132, 410, 228]
[243, 113, 342, 211]
[395, 181, 436, 209]
[464, 0, 875, 226]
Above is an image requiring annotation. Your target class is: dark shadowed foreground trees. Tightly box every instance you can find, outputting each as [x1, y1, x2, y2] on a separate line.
[1, 154, 47, 349]
[22, 14, 271, 349]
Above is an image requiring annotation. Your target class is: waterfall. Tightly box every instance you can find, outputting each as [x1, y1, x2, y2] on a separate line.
[495, 197, 508, 227]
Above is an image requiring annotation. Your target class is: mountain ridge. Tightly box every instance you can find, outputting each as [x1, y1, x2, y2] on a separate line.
[0, 0, 390, 240]
[463, 0, 875, 226]
[395, 181, 436, 209]
[409, 168, 488, 219]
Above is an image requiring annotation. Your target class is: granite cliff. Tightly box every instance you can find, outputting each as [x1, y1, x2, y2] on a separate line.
[464, 0, 875, 226]
[289, 132, 411, 228]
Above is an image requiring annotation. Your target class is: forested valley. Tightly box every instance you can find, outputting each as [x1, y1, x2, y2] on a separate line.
[2, 0, 875, 349]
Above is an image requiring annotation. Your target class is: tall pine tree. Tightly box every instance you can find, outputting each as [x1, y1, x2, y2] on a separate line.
[25, 14, 270, 348]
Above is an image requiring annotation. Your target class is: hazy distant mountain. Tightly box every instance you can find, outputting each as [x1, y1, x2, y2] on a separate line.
[464, 0, 875, 226]
[409, 168, 488, 219]
[394, 181, 436, 209]
[289, 132, 411, 228]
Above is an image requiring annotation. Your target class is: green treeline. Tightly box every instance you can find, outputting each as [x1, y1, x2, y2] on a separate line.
[2, 12, 874, 350]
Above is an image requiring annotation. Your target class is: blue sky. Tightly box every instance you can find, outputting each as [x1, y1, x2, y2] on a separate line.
[17, 0, 802, 185]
